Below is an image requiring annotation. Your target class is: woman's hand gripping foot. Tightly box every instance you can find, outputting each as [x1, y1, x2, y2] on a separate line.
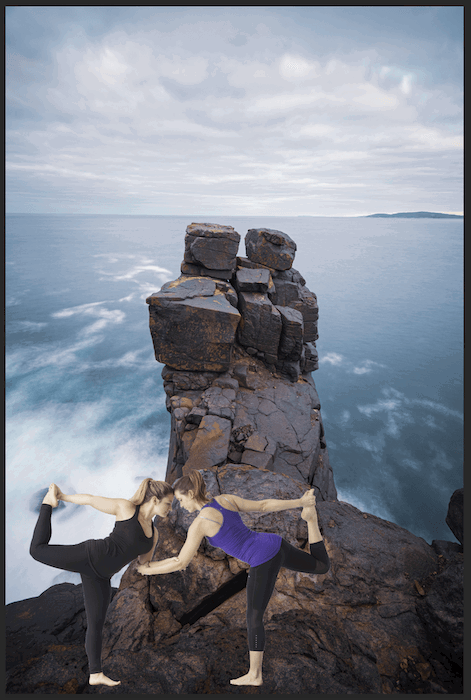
[89, 672, 121, 686]
[42, 484, 60, 508]
[300, 488, 317, 520]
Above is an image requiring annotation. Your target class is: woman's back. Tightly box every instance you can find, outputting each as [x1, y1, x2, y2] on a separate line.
[87, 505, 154, 578]
[201, 497, 281, 567]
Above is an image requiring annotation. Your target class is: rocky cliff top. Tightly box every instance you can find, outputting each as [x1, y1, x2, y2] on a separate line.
[6, 223, 463, 694]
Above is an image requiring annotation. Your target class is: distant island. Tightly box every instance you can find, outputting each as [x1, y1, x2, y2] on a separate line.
[365, 211, 463, 219]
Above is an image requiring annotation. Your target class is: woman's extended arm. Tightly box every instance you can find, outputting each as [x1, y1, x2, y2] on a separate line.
[227, 489, 317, 514]
[137, 517, 206, 576]
[58, 490, 132, 517]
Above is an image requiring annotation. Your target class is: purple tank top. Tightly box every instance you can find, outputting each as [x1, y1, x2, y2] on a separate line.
[202, 499, 282, 567]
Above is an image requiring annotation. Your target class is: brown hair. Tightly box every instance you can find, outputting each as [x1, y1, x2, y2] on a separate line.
[173, 470, 211, 504]
[129, 478, 174, 506]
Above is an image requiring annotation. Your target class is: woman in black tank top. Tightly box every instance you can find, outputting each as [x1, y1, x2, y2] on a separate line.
[30, 479, 174, 687]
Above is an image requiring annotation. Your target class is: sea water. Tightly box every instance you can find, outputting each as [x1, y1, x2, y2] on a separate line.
[5, 214, 463, 604]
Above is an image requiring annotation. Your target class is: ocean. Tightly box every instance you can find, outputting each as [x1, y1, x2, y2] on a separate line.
[5, 214, 463, 604]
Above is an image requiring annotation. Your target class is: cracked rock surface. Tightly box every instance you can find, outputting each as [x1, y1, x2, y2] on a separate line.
[6, 469, 463, 694]
[6, 223, 462, 694]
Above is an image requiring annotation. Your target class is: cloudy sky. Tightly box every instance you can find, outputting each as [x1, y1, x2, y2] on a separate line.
[6, 6, 463, 216]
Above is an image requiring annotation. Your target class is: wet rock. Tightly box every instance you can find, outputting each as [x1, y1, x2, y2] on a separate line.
[245, 228, 296, 271]
[445, 488, 463, 544]
[147, 277, 240, 372]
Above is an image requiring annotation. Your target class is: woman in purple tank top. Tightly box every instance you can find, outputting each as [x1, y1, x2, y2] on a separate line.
[138, 470, 330, 687]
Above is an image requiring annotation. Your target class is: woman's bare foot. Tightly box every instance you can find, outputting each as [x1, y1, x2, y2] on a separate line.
[230, 673, 263, 686]
[301, 504, 317, 521]
[89, 672, 121, 686]
[42, 484, 60, 508]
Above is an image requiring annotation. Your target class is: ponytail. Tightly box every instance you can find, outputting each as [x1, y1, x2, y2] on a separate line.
[173, 470, 211, 504]
[130, 478, 174, 506]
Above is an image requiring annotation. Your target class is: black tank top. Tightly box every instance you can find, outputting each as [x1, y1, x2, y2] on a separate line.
[86, 504, 154, 579]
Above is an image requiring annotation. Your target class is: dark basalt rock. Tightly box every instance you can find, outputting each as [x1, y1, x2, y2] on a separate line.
[146, 277, 240, 372]
[184, 223, 240, 277]
[245, 228, 297, 271]
[6, 222, 463, 694]
[277, 305, 304, 361]
[445, 487, 463, 544]
[233, 266, 274, 294]
[6, 470, 463, 694]
[237, 291, 282, 364]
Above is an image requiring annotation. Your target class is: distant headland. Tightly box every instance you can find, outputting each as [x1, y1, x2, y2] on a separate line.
[365, 211, 463, 219]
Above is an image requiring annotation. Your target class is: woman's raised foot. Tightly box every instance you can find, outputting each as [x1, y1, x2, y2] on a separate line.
[89, 672, 121, 686]
[42, 484, 60, 508]
[230, 673, 263, 686]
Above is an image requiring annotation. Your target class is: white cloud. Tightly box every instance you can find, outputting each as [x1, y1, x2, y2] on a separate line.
[279, 53, 317, 81]
[400, 74, 413, 95]
[6, 12, 463, 215]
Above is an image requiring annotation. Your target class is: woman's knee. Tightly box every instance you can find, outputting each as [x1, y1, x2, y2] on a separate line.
[29, 543, 44, 561]
[317, 559, 330, 574]
[247, 607, 264, 628]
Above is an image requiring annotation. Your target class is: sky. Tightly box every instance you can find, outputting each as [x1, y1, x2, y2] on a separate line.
[5, 6, 464, 216]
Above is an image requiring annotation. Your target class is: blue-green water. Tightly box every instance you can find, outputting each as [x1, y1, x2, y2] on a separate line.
[5, 214, 463, 604]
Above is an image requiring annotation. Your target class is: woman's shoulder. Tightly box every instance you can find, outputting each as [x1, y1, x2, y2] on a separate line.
[214, 494, 239, 511]
[115, 499, 138, 521]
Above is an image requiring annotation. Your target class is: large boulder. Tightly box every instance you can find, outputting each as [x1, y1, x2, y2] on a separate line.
[237, 292, 282, 363]
[245, 228, 296, 271]
[183, 223, 240, 278]
[277, 305, 304, 361]
[5, 583, 88, 672]
[445, 488, 463, 544]
[233, 266, 274, 295]
[146, 277, 240, 372]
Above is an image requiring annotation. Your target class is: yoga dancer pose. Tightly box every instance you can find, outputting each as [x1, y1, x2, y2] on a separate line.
[30, 479, 174, 687]
[137, 470, 330, 686]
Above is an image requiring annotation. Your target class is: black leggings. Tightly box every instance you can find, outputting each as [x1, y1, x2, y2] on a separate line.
[29, 505, 112, 674]
[246, 538, 330, 651]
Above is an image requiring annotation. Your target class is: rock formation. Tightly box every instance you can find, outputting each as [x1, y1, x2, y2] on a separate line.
[6, 223, 463, 694]
[6, 471, 463, 694]
[147, 223, 329, 494]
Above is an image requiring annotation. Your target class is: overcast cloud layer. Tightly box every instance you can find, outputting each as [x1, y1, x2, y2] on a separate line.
[6, 6, 463, 215]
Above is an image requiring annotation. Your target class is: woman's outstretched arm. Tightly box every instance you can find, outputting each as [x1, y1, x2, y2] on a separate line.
[225, 489, 317, 514]
[137, 517, 206, 575]
[58, 490, 133, 517]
